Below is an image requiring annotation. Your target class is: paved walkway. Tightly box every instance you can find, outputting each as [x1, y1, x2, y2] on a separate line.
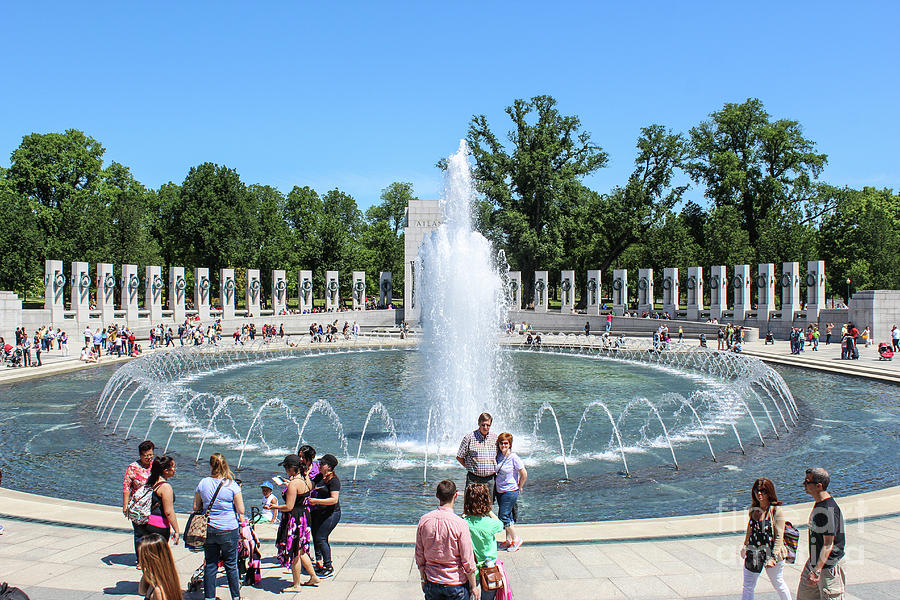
[1, 502, 899, 599]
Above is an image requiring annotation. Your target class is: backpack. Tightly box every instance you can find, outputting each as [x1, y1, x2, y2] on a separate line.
[0, 583, 31, 600]
[126, 484, 155, 524]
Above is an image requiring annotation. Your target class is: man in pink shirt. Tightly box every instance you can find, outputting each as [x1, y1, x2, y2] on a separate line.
[415, 480, 478, 600]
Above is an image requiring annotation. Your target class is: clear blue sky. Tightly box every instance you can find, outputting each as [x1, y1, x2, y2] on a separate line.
[2, 1, 897, 211]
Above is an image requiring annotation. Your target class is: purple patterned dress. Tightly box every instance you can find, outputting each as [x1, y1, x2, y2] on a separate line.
[276, 485, 312, 567]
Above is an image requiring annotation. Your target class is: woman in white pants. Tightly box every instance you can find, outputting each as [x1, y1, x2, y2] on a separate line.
[740, 477, 792, 600]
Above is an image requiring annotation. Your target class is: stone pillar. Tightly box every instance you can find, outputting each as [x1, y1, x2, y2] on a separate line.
[806, 260, 826, 322]
[507, 271, 522, 310]
[44, 259, 66, 325]
[637, 268, 654, 315]
[709, 265, 727, 322]
[732, 264, 751, 321]
[325, 271, 340, 311]
[686, 266, 703, 321]
[194, 267, 211, 321]
[146, 266, 164, 323]
[662, 268, 680, 317]
[533, 271, 548, 313]
[299, 270, 314, 313]
[246, 269, 261, 316]
[780, 262, 800, 319]
[352, 271, 366, 311]
[271, 270, 287, 315]
[72, 261, 91, 323]
[0, 291, 23, 342]
[757, 263, 776, 320]
[121, 264, 140, 323]
[612, 269, 629, 316]
[560, 270, 575, 313]
[586, 270, 601, 316]
[96, 262, 115, 325]
[169, 266, 186, 322]
[220, 268, 236, 320]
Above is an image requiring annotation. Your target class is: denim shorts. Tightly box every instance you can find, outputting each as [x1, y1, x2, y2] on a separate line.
[496, 489, 519, 526]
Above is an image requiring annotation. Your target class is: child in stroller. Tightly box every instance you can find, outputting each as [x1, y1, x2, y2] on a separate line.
[878, 342, 894, 361]
[187, 512, 263, 592]
[3, 343, 22, 367]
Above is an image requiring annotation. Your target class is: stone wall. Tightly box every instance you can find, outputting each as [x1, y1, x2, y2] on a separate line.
[0, 291, 23, 342]
[403, 200, 443, 322]
[849, 290, 900, 341]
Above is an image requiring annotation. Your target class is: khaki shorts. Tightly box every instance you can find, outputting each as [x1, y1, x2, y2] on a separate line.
[797, 562, 845, 600]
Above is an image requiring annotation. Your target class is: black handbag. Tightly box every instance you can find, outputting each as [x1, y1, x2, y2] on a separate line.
[744, 508, 774, 573]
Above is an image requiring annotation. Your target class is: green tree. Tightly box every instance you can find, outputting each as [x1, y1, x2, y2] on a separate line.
[361, 182, 413, 299]
[0, 170, 42, 295]
[320, 189, 363, 298]
[465, 95, 608, 297]
[818, 186, 900, 293]
[6, 129, 108, 263]
[701, 204, 754, 268]
[284, 185, 324, 270]
[102, 161, 161, 267]
[686, 98, 827, 253]
[367, 181, 412, 236]
[168, 163, 259, 275]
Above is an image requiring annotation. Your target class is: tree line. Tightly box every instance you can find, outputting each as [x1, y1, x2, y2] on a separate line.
[0, 130, 408, 305]
[466, 96, 899, 304]
[1, 95, 897, 308]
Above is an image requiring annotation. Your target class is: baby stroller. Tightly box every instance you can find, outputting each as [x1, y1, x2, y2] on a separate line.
[186, 517, 262, 592]
[878, 342, 894, 361]
[3, 345, 22, 368]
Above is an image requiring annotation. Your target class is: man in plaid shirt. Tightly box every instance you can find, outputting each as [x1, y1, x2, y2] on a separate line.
[456, 412, 498, 491]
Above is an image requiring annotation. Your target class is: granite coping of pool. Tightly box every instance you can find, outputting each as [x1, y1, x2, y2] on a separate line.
[2, 484, 898, 546]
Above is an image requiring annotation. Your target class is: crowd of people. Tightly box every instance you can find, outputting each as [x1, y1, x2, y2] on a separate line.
[122, 441, 343, 599]
[1, 326, 70, 367]
[307, 320, 360, 343]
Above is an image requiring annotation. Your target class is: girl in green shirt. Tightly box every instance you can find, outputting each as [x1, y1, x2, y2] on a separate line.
[463, 483, 504, 599]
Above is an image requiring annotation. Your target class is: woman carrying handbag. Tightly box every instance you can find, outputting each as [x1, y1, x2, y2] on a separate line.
[740, 477, 792, 600]
[193, 453, 245, 600]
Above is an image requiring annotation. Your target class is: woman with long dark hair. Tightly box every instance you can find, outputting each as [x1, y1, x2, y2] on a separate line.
[740, 477, 792, 600]
[140, 456, 180, 545]
[138, 533, 183, 600]
[309, 453, 341, 577]
[274, 453, 320, 591]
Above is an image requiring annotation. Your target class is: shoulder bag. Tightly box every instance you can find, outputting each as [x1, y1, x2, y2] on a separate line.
[479, 563, 503, 591]
[184, 480, 225, 549]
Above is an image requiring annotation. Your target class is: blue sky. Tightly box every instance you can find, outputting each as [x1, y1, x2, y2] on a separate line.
[2, 1, 897, 211]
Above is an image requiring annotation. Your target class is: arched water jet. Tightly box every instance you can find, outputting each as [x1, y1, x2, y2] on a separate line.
[110, 386, 144, 429]
[531, 402, 570, 481]
[237, 397, 294, 470]
[352, 402, 401, 481]
[738, 399, 766, 446]
[632, 398, 679, 470]
[197, 395, 241, 463]
[671, 396, 717, 462]
[295, 399, 349, 461]
[569, 400, 630, 477]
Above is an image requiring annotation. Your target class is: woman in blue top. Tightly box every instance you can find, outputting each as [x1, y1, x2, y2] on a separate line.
[193, 453, 245, 600]
[495, 432, 527, 552]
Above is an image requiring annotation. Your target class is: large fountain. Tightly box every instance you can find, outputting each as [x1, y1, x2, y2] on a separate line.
[1, 142, 898, 522]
